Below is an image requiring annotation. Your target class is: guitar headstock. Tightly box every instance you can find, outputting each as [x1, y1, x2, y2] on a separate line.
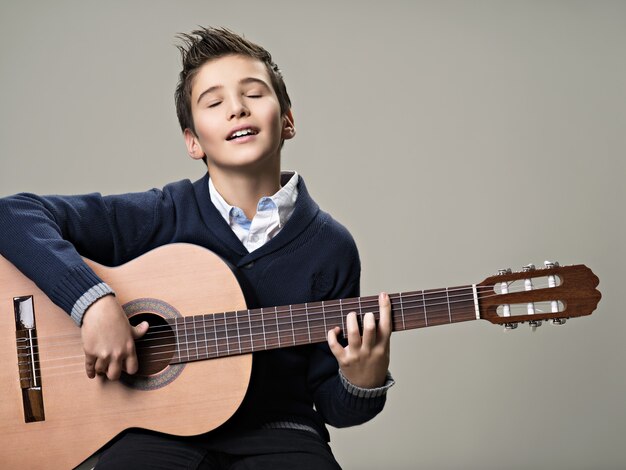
[477, 262, 601, 329]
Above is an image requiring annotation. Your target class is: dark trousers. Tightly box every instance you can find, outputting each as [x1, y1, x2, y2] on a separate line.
[95, 428, 342, 470]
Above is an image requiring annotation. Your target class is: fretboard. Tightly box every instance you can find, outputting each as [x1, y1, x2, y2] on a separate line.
[168, 286, 477, 364]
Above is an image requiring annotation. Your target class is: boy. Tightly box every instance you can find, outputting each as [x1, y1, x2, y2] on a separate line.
[0, 27, 393, 469]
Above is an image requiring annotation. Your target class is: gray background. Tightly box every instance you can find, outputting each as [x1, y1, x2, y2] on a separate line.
[1, 1, 624, 469]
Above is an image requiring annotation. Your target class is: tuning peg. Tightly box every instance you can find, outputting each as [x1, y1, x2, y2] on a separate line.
[552, 318, 567, 325]
[504, 322, 518, 330]
[497, 268, 512, 275]
[522, 264, 536, 272]
[544, 260, 560, 269]
[544, 261, 561, 313]
[529, 320, 542, 331]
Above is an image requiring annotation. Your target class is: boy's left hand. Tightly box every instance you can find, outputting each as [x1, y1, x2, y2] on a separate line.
[328, 292, 392, 389]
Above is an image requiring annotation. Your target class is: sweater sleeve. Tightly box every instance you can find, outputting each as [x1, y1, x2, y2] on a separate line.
[307, 229, 394, 428]
[0, 189, 168, 324]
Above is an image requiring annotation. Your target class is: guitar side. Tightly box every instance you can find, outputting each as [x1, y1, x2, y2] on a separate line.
[0, 244, 252, 470]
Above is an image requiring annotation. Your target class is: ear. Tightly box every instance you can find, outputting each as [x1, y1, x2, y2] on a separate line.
[184, 128, 206, 160]
[281, 109, 296, 140]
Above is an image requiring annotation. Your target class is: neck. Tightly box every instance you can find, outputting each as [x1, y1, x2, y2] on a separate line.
[167, 286, 478, 364]
[208, 160, 281, 220]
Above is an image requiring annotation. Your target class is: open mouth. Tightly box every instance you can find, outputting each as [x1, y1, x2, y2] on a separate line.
[226, 128, 259, 141]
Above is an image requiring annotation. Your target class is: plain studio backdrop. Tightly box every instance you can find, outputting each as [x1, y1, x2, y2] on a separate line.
[1, 1, 624, 469]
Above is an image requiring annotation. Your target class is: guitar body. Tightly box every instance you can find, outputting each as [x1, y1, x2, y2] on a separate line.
[0, 244, 251, 469]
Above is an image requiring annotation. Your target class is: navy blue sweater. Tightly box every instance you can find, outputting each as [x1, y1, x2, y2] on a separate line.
[0, 173, 388, 441]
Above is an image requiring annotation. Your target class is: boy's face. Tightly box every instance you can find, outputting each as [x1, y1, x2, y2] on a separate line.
[184, 54, 294, 172]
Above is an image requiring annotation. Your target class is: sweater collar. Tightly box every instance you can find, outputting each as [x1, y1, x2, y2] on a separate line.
[193, 172, 320, 264]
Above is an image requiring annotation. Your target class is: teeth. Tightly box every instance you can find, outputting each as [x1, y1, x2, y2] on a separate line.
[229, 128, 256, 139]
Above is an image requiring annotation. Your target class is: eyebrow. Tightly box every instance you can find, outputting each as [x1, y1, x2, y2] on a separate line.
[196, 77, 271, 104]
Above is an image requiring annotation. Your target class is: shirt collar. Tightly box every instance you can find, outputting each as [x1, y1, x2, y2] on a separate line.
[208, 172, 299, 228]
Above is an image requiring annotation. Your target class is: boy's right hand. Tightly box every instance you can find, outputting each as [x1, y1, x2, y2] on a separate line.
[80, 295, 149, 380]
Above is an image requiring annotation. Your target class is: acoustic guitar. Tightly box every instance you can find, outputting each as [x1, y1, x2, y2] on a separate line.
[0, 243, 601, 469]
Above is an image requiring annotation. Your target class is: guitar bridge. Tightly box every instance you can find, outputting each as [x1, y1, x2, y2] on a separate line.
[14, 295, 45, 423]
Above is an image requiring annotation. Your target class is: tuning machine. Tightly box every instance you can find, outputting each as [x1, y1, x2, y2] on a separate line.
[497, 268, 512, 323]
[544, 261, 566, 325]
[521, 264, 542, 331]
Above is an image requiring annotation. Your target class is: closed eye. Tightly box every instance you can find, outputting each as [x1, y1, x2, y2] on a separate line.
[207, 101, 221, 108]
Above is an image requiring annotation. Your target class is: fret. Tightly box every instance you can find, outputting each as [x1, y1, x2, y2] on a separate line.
[238, 310, 252, 353]
[192, 316, 200, 358]
[225, 312, 233, 355]
[423, 288, 449, 327]
[195, 314, 207, 360]
[358, 296, 363, 328]
[276, 306, 294, 348]
[289, 304, 296, 346]
[304, 301, 326, 344]
[235, 310, 242, 353]
[182, 317, 191, 361]
[446, 287, 452, 323]
[262, 308, 268, 349]
[401, 291, 426, 330]
[422, 290, 428, 327]
[224, 312, 241, 356]
[249, 308, 264, 352]
[275, 307, 281, 348]
[215, 312, 227, 356]
[173, 318, 182, 362]
[262, 306, 279, 349]
[176, 317, 184, 361]
[191, 316, 199, 360]
[204, 314, 216, 359]
[451, 285, 478, 323]
[305, 303, 311, 343]
[399, 292, 406, 330]
[212, 314, 219, 356]
[339, 299, 345, 332]
[321, 301, 328, 338]
[290, 303, 308, 344]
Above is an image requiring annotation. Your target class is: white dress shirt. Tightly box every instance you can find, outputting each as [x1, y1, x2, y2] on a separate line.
[208, 172, 299, 252]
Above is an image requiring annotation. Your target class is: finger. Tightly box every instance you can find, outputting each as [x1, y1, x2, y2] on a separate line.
[132, 321, 149, 339]
[124, 350, 139, 375]
[361, 312, 377, 351]
[85, 357, 96, 379]
[94, 356, 110, 377]
[378, 292, 392, 342]
[327, 327, 345, 360]
[107, 359, 122, 381]
[346, 312, 362, 349]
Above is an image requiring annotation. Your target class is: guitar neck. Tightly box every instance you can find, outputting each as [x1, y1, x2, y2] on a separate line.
[169, 285, 477, 364]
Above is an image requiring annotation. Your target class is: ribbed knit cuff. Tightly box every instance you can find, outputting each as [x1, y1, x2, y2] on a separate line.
[70, 283, 115, 326]
[338, 369, 395, 399]
[49, 264, 115, 326]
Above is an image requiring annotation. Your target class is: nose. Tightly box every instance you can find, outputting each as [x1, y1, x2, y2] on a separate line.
[227, 96, 250, 120]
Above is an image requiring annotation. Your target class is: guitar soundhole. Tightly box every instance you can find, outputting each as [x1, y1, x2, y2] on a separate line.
[130, 313, 175, 376]
[120, 297, 185, 391]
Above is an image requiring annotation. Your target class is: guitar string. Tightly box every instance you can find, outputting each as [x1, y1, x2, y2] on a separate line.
[15, 279, 553, 369]
[16, 283, 511, 353]
[20, 280, 498, 346]
[23, 300, 469, 380]
[18, 291, 484, 376]
[16, 279, 543, 346]
[18, 283, 560, 378]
